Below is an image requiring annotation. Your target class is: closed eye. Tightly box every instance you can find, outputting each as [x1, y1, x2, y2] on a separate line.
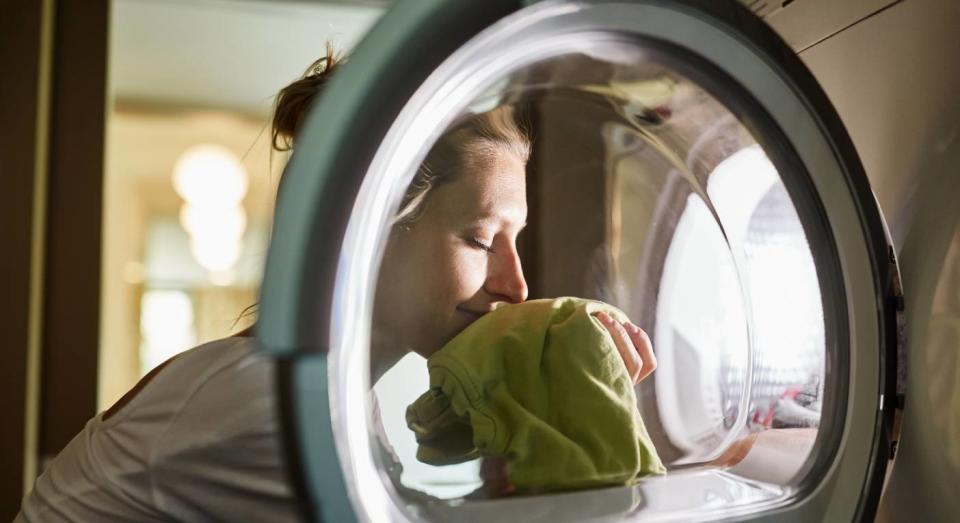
[466, 236, 494, 253]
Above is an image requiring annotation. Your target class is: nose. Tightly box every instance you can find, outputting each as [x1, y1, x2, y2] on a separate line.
[484, 245, 528, 304]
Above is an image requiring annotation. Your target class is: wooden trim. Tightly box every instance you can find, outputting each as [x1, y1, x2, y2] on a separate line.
[0, 0, 55, 516]
[37, 0, 109, 464]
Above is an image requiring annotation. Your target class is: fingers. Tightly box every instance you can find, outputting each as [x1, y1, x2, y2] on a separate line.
[595, 311, 642, 384]
[625, 320, 657, 382]
[478, 457, 514, 497]
[594, 311, 657, 385]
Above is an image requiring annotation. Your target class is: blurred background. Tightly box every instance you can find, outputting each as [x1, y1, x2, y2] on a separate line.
[99, 0, 383, 410]
[1, 0, 385, 516]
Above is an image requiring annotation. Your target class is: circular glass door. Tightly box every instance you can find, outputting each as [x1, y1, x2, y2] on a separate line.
[258, 1, 901, 521]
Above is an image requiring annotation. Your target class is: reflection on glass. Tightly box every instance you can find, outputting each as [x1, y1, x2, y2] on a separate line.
[650, 146, 823, 467]
[369, 31, 826, 520]
[373, 353, 483, 499]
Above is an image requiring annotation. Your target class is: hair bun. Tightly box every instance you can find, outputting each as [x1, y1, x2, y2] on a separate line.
[272, 43, 343, 151]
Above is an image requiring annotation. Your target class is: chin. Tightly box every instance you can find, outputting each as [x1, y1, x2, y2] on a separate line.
[409, 315, 475, 359]
[419, 332, 460, 359]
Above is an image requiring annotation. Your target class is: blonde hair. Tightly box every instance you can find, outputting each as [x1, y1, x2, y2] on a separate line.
[393, 106, 531, 226]
[271, 48, 532, 227]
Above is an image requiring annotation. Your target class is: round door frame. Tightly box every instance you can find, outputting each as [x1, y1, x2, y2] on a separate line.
[258, 1, 902, 521]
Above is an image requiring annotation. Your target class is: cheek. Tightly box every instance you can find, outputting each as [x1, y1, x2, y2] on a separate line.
[433, 242, 488, 301]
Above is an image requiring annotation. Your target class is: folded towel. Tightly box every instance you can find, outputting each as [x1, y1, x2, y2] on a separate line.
[406, 297, 665, 493]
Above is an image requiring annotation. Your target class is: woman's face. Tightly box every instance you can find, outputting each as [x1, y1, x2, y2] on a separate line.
[374, 148, 528, 361]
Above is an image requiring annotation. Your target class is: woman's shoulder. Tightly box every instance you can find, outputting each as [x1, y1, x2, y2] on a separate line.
[162, 335, 279, 425]
[145, 337, 296, 518]
[18, 337, 289, 522]
[170, 335, 263, 371]
[100, 336, 271, 427]
[106, 335, 292, 511]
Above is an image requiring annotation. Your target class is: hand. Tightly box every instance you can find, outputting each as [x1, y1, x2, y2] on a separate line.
[593, 311, 657, 385]
[467, 457, 514, 499]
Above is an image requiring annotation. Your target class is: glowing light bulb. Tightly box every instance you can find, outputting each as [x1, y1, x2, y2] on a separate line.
[172, 144, 248, 206]
[189, 235, 242, 273]
[179, 204, 247, 240]
[172, 144, 250, 276]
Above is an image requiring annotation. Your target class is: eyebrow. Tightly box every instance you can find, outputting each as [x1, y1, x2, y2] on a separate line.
[465, 215, 528, 229]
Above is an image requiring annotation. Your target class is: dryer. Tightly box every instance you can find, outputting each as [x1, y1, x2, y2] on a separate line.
[256, 0, 957, 520]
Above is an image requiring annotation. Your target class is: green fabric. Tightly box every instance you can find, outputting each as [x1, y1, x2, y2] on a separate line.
[406, 297, 665, 492]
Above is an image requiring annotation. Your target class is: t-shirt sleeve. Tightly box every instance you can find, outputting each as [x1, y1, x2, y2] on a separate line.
[149, 353, 301, 522]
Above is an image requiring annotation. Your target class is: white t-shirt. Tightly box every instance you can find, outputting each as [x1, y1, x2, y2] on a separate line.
[17, 337, 301, 522]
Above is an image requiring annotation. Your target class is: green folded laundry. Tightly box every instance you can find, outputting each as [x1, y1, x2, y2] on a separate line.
[406, 297, 665, 493]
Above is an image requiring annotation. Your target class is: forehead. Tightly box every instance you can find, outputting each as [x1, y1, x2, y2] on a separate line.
[433, 150, 527, 226]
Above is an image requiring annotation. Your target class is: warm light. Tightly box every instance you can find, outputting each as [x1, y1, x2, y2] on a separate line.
[172, 144, 248, 206]
[189, 235, 242, 273]
[208, 269, 237, 287]
[140, 290, 196, 373]
[179, 204, 247, 239]
[172, 144, 249, 276]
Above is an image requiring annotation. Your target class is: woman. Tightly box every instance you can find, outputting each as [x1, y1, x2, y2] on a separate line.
[17, 49, 656, 522]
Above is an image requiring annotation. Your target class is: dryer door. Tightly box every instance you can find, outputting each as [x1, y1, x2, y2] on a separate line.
[258, 1, 902, 521]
